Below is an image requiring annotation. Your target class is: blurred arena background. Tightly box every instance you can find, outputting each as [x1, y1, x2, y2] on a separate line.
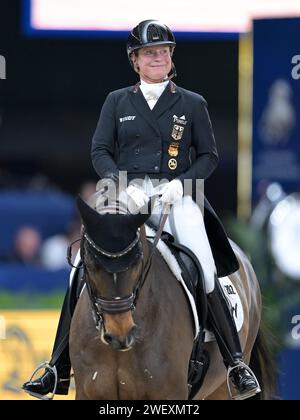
[0, 0, 300, 400]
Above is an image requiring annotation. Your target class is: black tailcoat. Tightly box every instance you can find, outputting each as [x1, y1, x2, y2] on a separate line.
[91, 81, 239, 276]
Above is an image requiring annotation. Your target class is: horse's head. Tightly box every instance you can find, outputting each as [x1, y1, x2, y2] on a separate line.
[77, 194, 150, 351]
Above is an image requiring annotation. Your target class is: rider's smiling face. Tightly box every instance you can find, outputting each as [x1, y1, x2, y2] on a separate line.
[132, 45, 172, 83]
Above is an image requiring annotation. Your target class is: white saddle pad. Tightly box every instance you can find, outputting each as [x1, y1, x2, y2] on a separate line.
[145, 226, 244, 342]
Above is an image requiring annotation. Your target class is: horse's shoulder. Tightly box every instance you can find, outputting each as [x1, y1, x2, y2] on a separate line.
[228, 239, 250, 263]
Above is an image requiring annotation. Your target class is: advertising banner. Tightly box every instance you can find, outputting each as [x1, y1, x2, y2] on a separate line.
[252, 18, 300, 206]
[0, 310, 75, 400]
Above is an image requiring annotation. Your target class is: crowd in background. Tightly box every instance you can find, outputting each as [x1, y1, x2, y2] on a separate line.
[0, 170, 97, 271]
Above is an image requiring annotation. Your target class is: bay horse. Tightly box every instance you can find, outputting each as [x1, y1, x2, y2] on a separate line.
[69, 194, 275, 400]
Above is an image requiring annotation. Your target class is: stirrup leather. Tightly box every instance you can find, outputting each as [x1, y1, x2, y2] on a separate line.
[23, 361, 58, 400]
[227, 361, 261, 400]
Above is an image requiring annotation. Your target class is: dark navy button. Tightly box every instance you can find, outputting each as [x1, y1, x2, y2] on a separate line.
[133, 165, 139, 170]
[136, 134, 140, 138]
[156, 151, 161, 156]
[154, 166, 159, 171]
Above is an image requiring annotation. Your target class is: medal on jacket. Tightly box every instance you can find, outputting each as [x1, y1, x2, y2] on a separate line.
[168, 158, 177, 170]
[171, 124, 184, 141]
[168, 142, 179, 157]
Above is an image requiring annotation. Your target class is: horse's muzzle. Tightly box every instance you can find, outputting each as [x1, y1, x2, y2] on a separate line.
[102, 325, 138, 351]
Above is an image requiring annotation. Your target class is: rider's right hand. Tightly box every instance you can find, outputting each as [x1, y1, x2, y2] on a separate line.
[126, 185, 149, 209]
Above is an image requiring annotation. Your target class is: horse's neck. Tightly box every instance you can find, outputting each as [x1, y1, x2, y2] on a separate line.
[139, 230, 187, 330]
[137, 228, 166, 324]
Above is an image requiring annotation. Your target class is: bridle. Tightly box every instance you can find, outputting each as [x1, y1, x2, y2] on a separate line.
[81, 228, 153, 332]
[68, 202, 170, 332]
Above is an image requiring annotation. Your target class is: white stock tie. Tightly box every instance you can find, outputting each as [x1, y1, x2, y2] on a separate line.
[140, 80, 168, 110]
[144, 90, 159, 110]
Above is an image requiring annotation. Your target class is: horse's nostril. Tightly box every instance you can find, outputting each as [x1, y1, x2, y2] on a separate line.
[124, 326, 137, 347]
[128, 326, 137, 341]
[126, 336, 134, 348]
[103, 333, 114, 345]
[103, 330, 136, 350]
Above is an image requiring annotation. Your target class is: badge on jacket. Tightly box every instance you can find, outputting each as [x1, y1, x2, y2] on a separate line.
[171, 124, 184, 141]
[168, 142, 179, 157]
[168, 158, 177, 170]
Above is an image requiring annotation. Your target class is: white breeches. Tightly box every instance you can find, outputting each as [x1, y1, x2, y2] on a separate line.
[150, 196, 216, 294]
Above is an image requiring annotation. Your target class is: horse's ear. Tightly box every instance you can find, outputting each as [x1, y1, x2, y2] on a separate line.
[76, 194, 101, 226]
[77, 193, 150, 230]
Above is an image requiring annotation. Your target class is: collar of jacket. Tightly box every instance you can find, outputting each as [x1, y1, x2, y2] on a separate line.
[132, 80, 177, 94]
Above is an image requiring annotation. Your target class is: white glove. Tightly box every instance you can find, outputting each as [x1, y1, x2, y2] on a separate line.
[126, 185, 149, 209]
[160, 179, 183, 205]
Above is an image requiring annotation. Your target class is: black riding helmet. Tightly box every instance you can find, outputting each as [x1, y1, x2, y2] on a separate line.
[127, 19, 176, 66]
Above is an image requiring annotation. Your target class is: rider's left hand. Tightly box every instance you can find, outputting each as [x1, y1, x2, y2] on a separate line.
[160, 179, 183, 205]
